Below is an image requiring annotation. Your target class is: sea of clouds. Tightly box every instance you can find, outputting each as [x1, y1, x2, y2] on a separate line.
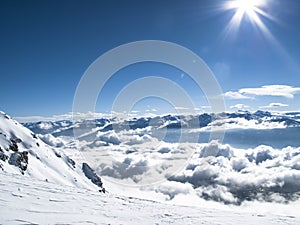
[68, 126, 300, 205]
[31, 112, 300, 205]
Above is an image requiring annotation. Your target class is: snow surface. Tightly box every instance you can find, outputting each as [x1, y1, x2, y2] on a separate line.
[1, 172, 299, 225]
[0, 111, 98, 190]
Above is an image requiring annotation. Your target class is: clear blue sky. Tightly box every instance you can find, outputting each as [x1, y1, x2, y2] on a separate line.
[1, 0, 300, 117]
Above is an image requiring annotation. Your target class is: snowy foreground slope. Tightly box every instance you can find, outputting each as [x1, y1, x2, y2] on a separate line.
[1, 171, 299, 225]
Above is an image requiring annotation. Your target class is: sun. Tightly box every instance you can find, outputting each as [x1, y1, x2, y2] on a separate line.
[230, 0, 262, 15]
[224, 0, 267, 27]
[220, 0, 291, 69]
[222, 0, 276, 39]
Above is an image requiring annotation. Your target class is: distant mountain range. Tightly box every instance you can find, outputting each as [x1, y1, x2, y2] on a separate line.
[22, 111, 300, 138]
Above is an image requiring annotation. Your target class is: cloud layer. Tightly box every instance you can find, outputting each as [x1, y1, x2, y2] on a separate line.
[168, 141, 300, 204]
[225, 85, 300, 99]
[87, 126, 300, 205]
[260, 102, 289, 109]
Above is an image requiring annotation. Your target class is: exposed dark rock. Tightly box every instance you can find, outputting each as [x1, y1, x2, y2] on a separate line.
[8, 151, 28, 174]
[9, 140, 19, 152]
[0, 147, 8, 161]
[55, 151, 61, 158]
[82, 163, 105, 192]
[13, 138, 22, 143]
[67, 157, 76, 168]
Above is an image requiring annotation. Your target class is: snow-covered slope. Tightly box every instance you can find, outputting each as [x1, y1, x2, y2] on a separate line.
[0, 111, 103, 191]
[1, 171, 299, 225]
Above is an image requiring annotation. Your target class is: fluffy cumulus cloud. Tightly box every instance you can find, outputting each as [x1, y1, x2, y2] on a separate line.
[93, 131, 300, 205]
[87, 127, 195, 185]
[260, 102, 289, 109]
[98, 157, 150, 183]
[95, 129, 153, 146]
[38, 134, 65, 147]
[152, 181, 194, 200]
[225, 85, 300, 100]
[168, 141, 300, 205]
[96, 130, 121, 145]
[224, 91, 252, 99]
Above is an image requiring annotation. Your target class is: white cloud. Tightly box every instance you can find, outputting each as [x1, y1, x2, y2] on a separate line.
[152, 181, 194, 200]
[230, 104, 249, 110]
[145, 108, 158, 112]
[259, 103, 289, 109]
[195, 116, 288, 131]
[225, 85, 300, 100]
[38, 134, 65, 147]
[174, 106, 190, 110]
[170, 141, 300, 204]
[224, 91, 252, 99]
[240, 85, 300, 99]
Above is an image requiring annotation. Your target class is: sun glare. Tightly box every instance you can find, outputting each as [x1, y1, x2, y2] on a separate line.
[230, 0, 262, 15]
[221, 0, 294, 73]
[222, 0, 276, 40]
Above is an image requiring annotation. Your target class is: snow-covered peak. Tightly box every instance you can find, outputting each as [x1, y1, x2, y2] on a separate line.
[0, 111, 104, 191]
[22, 111, 300, 138]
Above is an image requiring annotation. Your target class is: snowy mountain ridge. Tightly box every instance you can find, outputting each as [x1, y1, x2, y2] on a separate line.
[22, 110, 300, 137]
[0, 111, 104, 192]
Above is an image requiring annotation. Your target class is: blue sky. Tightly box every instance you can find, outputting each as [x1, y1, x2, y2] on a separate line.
[0, 0, 300, 118]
